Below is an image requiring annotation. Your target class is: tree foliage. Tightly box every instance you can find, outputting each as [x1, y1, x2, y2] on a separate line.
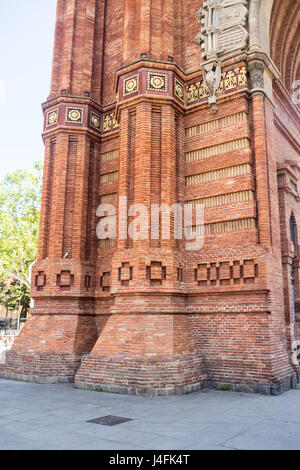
[0, 162, 42, 310]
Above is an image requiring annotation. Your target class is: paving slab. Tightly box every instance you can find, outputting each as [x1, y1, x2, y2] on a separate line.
[1, 378, 300, 450]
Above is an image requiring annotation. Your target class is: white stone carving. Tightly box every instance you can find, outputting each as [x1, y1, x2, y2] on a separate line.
[203, 60, 222, 108]
[195, 0, 249, 60]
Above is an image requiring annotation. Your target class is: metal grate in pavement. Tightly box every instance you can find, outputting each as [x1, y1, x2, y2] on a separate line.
[87, 415, 133, 426]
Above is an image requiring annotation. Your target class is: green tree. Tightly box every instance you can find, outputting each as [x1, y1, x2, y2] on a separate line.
[0, 162, 42, 310]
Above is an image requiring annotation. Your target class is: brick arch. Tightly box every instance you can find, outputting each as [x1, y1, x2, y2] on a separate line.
[270, 0, 300, 93]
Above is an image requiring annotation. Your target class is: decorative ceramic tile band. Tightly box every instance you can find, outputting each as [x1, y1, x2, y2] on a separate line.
[174, 78, 185, 102]
[123, 75, 139, 96]
[65, 107, 84, 124]
[90, 111, 101, 131]
[102, 112, 119, 133]
[44, 103, 119, 134]
[46, 109, 59, 128]
[118, 65, 247, 107]
[147, 72, 168, 92]
[186, 66, 247, 106]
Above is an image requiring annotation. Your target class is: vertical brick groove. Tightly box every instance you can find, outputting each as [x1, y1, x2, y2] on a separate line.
[38, 138, 56, 260]
[150, 106, 162, 247]
[62, 136, 77, 258]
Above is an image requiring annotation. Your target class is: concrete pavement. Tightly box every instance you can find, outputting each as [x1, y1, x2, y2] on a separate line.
[0, 379, 300, 450]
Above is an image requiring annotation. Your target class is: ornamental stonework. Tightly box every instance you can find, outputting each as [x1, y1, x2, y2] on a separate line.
[186, 66, 247, 105]
[248, 60, 265, 90]
[195, 0, 249, 59]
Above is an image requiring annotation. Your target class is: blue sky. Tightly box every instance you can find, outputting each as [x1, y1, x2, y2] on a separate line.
[0, 1, 57, 180]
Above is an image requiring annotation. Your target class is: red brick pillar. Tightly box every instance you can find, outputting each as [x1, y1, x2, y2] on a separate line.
[76, 90, 204, 395]
[248, 58, 296, 387]
[0, 0, 102, 383]
[252, 92, 272, 247]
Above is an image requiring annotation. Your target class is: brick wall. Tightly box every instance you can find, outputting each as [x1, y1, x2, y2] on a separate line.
[1, 0, 300, 394]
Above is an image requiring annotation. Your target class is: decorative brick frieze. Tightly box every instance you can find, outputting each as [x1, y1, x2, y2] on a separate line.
[100, 272, 111, 292]
[118, 262, 133, 286]
[100, 149, 119, 164]
[186, 218, 256, 238]
[185, 139, 250, 164]
[195, 259, 259, 287]
[146, 262, 167, 286]
[35, 271, 47, 291]
[186, 190, 254, 210]
[185, 111, 248, 138]
[56, 270, 74, 290]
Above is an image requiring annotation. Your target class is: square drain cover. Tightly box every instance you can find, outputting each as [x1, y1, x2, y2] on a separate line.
[87, 415, 133, 426]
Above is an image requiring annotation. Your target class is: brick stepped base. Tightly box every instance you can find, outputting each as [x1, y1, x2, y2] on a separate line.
[0, 351, 83, 383]
[0, 314, 100, 383]
[75, 313, 205, 396]
[75, 353, 204, 396]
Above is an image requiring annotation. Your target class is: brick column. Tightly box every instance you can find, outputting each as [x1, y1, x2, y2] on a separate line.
[76, 89, 204, 394]
[0, 0, 102, 383]
[252, 92, 272, 247]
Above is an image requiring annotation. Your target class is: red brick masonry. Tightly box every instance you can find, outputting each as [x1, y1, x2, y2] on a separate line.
[1, 0, 300, 395]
